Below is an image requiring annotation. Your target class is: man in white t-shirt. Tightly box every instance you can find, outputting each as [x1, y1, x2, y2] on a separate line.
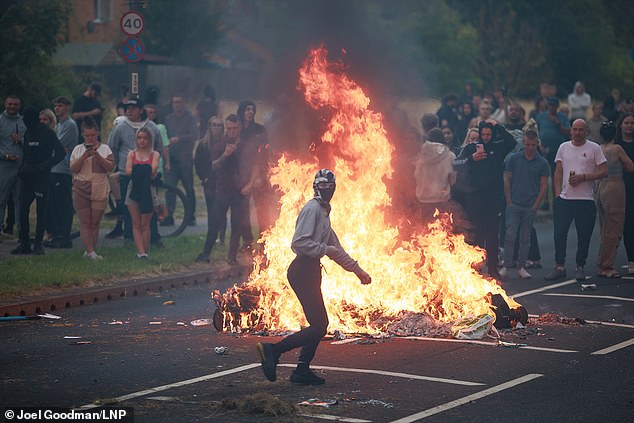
[545, 119, 607, 282]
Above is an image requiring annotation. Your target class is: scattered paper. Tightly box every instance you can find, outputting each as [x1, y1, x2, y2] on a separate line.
[190, 319, 213, 327]
[298, 399, 338, 407]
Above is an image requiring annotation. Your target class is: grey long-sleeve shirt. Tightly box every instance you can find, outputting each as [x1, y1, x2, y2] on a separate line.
[291, 198, 362, 274]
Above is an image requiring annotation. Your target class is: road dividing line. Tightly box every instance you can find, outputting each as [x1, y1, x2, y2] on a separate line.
[279, 363, 483, 386]
[389, 373, 543, 422]
[511, 279, 578, 298]
[299, 413, 372, 422]
[405, 336, 577, 353]
[584, 320, 634, 329]
[76, 363, 260, 410]
[591, 338, 634, 355]
[542, 293, 634, 302]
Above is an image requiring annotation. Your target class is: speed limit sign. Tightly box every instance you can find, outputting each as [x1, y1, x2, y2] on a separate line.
[120, 11, 144, 36]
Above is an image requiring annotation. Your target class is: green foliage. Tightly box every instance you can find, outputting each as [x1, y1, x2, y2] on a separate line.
[398, 1, 480, 96]
[449, 0, 634, 98]
[142, 0, 222, 66]
[0, 0, 77, 106]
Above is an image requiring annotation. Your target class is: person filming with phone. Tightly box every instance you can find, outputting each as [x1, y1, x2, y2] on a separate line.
[458, 119, 516, 278]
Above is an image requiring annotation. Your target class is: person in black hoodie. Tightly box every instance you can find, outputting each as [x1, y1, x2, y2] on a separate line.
[11, 107, 65, 255]
[458, 119, 516, 278]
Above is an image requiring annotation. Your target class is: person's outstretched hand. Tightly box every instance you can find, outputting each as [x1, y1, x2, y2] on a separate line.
[356, 268, 372, 285]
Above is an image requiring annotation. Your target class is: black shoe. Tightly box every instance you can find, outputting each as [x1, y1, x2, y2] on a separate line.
[185, 218, 196, 226]
[105, 226, 124, 239]
[32, 243, 45, 255]
[195, 253, 209, 263]
[256, 343, 279, 382]
[11, 244, 32, 255]
[290, 369, 325, 385]
[151, 239, 164, 248]
[159, 216, 174, 226]
[2, 225, 13, 235]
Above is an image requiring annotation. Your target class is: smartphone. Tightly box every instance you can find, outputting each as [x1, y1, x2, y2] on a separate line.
[476, 144, 484, 153]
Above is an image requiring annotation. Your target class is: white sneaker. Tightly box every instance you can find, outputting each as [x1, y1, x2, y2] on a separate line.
[88, 251, 103, 260]
[628, 262, 634, 275]
[518, 267, 532, 279]
[498, 267, 509, 278]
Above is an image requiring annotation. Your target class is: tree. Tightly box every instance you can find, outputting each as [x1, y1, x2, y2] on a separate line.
[142, 0, 222, 66]
[0, 0, 75, 107]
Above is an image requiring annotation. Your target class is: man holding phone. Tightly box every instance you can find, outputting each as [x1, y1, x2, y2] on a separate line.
[458, 119, 517, 278]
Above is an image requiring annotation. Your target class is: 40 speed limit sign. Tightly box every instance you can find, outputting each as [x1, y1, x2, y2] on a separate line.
[120, 11, 144, 36]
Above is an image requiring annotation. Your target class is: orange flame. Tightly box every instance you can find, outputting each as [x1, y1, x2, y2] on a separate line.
[215, 46, 520, 334]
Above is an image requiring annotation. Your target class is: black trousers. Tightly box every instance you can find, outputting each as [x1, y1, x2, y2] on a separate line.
[18, 174, 49, 245]
[275, 256, 328, 364]
[201, 190, 249, 261]
[47, 173, 73, 241]
[466, 191, 504, 270]
[166, 157, 196, 222]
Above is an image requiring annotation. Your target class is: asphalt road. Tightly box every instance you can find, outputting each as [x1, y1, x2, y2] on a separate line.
[1, 221, 633, 423]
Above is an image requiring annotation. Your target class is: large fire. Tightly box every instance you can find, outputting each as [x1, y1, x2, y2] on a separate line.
[213, 46, 521, 335]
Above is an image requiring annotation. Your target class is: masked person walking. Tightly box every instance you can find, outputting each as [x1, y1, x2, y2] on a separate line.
[256, 169, 372, 386]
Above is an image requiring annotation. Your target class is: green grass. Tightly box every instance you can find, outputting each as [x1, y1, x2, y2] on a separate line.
[0, 234, 228, 299]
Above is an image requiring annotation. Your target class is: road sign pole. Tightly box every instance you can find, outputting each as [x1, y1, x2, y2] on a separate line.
[120, 6, 145, 100]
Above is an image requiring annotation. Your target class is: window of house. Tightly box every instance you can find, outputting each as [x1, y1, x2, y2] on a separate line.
[93, 0, 112, 23]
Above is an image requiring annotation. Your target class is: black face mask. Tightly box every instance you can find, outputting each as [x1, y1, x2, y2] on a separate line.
[318, 186, 335, 203]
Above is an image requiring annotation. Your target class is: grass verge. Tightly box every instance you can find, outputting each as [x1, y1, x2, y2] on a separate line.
[0, 234, 228, 299]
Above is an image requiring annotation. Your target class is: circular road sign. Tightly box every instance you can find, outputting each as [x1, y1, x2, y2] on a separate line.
[120, 11, 144, 36]
[120, 37, 145, 63]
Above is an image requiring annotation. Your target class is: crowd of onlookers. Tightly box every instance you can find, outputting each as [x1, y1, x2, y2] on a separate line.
[0, 83, 271, 263]
[389, 80, 634, 282]
[1, 79, 634, 282]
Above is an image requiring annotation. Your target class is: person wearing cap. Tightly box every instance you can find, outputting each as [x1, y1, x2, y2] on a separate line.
[499, 120, 550, 280]
[72, 83, 103, 137]
[536, 96, 570, 170]
[45, 96, 79, 249]
[256, 169, 371, 386]
[107, 97, 163, 241]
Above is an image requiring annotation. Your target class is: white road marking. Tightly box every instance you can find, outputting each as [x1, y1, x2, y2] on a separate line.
[299, 413, 372, 422]
[331, 337, 363, 345]
[389, 373, 543, 422]
[279, 363, 483, 386]
[622, 276, 634, 280]
[542, 293, 634, 302]
[591, 338, 634, 355]
[404, 336, 577, 353]
[511, 279, 578, 298]
[76, 363, 260, 410]
[584, 320, 634, 329]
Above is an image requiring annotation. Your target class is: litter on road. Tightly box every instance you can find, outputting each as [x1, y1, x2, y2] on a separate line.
[0, 313, 61, 321]
[214, 346, 228, 355]
[190, 318, 213, 326]
[298, 398, 338, 407]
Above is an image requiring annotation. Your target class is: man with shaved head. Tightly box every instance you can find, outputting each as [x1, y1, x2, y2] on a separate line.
[545, 119, 607, 282]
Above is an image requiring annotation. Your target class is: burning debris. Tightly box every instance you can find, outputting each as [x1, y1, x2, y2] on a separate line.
[211, 46, 526, 339]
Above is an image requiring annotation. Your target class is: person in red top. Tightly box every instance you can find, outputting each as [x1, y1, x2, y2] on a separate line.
[125, 127, 160, 259]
